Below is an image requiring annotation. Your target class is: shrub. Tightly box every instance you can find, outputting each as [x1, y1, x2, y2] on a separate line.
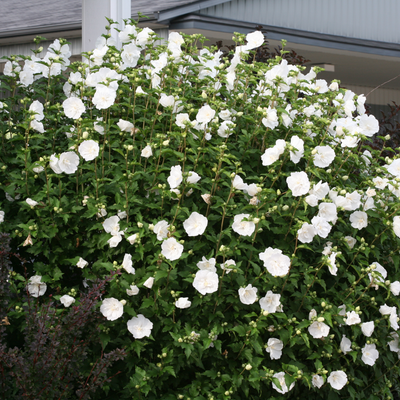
[1, 20, 400, 399]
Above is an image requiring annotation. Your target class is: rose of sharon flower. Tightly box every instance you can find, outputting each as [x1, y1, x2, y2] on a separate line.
[193, 270, 218, 295]
[161, 237, 184, 261]
[313, 145, 335, 168]
[117, 119, 134, 132]
[127, 314, 153, 339]
[196, 104, 215, 123]
[60, 294, 75, 307]
[122, 253, 135, 274]
[362, 343, 379, 366]
[308, 321, 330, 338]
[175, 297, 191, 309]
[345, 311, 361, 325]
[238, 284, 258, 305]
[259, 247, 290, 277]
[361, 321, 375, 337]
[143, 277, 154, 289]
[76, 257, 88, 269]
[259, 290, 281, 313]
[327, 371, 347, 390]
[126, 285, 139, 296]
[297, 222, 316, 243]
[286, 171, 310, 196]
[59, 152, 80, 174]
[100, 298, 124, 321]
[127, 234, 137, 244]
[197, 257, 216, 272]
[27, 275, 47, 297]
[232, 214, 255, 236]
[154, 220, 169, 240]
[312, 375, 324, 389]
[26, 198, 38, 207]
[168, 165, 183, 189]
[50, 154, 63, 174]
[349, 211, 368, 229]
[183, 212, 208, 236]
[393, 216, 400, 238]
[141, 145, 153, 158]
[0, 210, 4, 223]
[93, 86, 117, 110]
[340, 335, 352, 354]
[63, 97, 85, 119]
[272, 372, 295, 394]
[266, 338, 283, 360]
[103, 216, 121, 236]
[78, 140, 99, 161]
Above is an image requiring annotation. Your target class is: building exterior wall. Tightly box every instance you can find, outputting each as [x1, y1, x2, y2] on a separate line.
[199, 0, 400, 43]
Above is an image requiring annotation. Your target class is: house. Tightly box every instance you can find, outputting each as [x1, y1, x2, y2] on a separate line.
[1, 0, 400, 116]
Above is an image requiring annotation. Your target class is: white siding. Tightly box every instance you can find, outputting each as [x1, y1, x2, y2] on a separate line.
[199, 0, 400, 43]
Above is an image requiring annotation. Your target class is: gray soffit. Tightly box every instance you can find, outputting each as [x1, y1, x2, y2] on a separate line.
[170, 14, 400, 58]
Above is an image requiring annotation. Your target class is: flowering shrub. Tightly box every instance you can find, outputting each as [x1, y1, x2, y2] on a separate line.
[1, 20, 400, 399]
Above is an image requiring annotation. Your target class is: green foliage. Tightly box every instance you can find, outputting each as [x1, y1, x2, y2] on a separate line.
[1, 21, 400, 399]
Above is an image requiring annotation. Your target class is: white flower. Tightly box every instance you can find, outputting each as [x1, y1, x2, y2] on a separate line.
[232, 213, 255, 236]
[362, 343, 379, 366]
[245, 30, 264, 49]
[290, 135, 304, 164]
[388, 332, 400, 352]
[59, 152, 80, 174]
[27, 275, 47, 297]
[168, 165, 183, 189]
[122, 254, 135, 274]
[266, 338, 283, 360]
[221, 259, 235, 274]
[379, 304, 396, 316]
[26, 198, 38, 207]
[143, 277, 154, 289]
[176, 113, 190, 128]
[259, 247, 290, 277]
[328, 252, 338, 276]
[349, 211, 368, 230]
[344, 236, 357, 249]
[193, 270, 219, 295]
[259, 290, 281, 313]
[100, 298, 124, 321]
[60, 294, 75, 307]
[196, 104, 216, 123]
[361, 321, 374, 337]
[141, 145, 153, 158]
[272, 372, 295, 394]
[261, 146, 281, 166]
[117, 119, 134, 132]
[238, 284, 258, 305]
[183, 212, 208, 236]
[309, 309, 317, 320]
[78, 140, 99, 161]
[232, 174, 248, 190]
[340, 335, 352, 354]
[107, 234, 123, 248]
[30, 120, 44, 133]
[390, 281, 400, 296]
[63, 97, 85, 119]
[154, 220, 170, 240]
[297, 223, 316, 243]
[369, 262, 387, 288]
[187, 171, 201, 184]
[126, 285, 139, 296]
[29, 100, 44, 121]
[327, 371, 347, 390]
[127, 234, 137, 244]
[76, 257, 88, 269]
[197, 257, 216, 272]
[311, 216, 332, 238]
[286, 171, 310, 197]
[93, 86, 117, 110]
[308, 321, 330, 338]
[217, 120, 235, 138]
[103, 216, 121, 236]
[175, 297, 191, 309]
[161, 237, 184, 261]
[127, 314, 153, 339]
[49, 154, 63, 174]
[345, 311, 361, 325]
[262, 107, 279, 129]
[313, 145, 335, 168]
[318, 203, 337, 222]
[393, 216, 400, 238]
[312, 375, 324, 389]
[0, 211, 4, 223]
[159, 94, 175, 108]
